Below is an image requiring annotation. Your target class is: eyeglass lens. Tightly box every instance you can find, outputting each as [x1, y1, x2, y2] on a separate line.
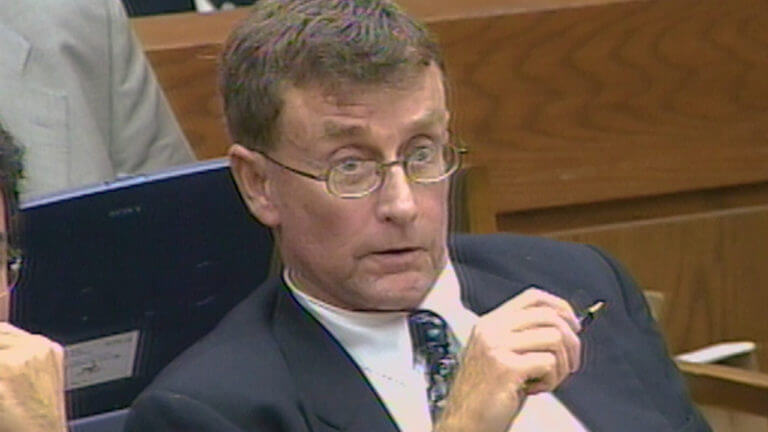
[327, 143, 460, 197]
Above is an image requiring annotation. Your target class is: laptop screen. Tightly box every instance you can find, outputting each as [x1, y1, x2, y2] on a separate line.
[11, 159, 274, 419]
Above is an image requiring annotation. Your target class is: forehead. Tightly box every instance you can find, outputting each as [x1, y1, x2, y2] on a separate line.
[277, 64, 448, 146]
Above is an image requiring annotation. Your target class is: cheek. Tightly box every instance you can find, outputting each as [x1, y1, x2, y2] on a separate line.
[420, 185, 450, 229]
[279, 186, 370, 253]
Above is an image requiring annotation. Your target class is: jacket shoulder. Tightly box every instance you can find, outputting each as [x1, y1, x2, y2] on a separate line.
[449, 233, 607, 277]
[136, 278, 300, 417]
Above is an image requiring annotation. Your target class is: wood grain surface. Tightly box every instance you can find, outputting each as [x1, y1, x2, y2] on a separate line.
[498, 181, 768, 233]
[679, 360, 768, 429]
[678, 360, 768, 416]
[144, 45, 229, 159]
[135, 0, 768, 214]
[434, 0, 768, 212]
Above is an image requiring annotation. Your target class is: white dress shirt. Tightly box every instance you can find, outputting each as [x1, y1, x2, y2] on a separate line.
[286, 263, 588, 431]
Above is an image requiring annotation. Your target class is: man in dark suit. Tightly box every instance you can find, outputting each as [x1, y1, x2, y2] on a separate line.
[125, 0, 710, 430]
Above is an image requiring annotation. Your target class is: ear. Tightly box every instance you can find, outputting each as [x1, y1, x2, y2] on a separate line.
[228, 144, 281, 227]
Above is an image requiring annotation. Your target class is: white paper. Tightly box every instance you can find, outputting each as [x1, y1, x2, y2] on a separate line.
[65, 330, 140, 391]
[675, 340, 756, 364]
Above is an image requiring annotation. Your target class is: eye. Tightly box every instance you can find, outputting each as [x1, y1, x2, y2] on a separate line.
[408, 144, 438, 164]
[333, 158, 367, 175]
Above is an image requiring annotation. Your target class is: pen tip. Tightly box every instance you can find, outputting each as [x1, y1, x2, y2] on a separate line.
[588, 301, 606, 315]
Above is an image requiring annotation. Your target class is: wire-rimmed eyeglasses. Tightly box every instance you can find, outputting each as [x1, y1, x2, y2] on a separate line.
[4, 247, 21, 290]
[257, 140, 467, 199]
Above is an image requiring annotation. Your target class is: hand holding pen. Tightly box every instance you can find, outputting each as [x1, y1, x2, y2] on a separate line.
[434, 288, 606, 432]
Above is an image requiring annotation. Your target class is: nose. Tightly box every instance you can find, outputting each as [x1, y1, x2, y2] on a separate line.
[375, 164, 418, 225]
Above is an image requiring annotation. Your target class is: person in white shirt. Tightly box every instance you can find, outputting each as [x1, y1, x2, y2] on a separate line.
[125, 1, 710, 431]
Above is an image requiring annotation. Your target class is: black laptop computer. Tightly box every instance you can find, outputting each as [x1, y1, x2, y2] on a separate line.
[11, 158, 275, 422]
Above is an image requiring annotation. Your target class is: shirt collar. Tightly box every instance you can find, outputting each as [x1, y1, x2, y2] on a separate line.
[284, 269, 411, 371]
[283, 262, 462, 365]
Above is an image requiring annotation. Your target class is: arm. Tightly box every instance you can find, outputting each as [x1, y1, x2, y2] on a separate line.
[587, 246, 711, 431]
[0, 323, 67, 432]
[106, 0, 195, 175]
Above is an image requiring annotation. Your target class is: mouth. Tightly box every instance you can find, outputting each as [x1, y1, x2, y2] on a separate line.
[364, 247, 425, 270]
[370, 246, 422, 256]
[380, 246, 418, 253]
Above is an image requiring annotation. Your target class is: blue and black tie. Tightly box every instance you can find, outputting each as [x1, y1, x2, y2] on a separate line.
[408, 310, 461, 421]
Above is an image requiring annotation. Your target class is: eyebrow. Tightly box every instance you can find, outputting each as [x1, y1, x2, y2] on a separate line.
[320, 109, 449, 141]
[321, 121, 370, 140]
[408, 109, 449, 133]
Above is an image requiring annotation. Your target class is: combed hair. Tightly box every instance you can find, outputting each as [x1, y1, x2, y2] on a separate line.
[0, 122, 23, 252]
[219, 0, 444, 151]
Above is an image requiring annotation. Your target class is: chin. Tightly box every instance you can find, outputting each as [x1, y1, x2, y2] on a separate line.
[363, 271, 435, 311]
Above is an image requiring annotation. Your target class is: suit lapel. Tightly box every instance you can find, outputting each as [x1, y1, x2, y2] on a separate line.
[271, 282, 400, 432]
[452, 258, 671, 431]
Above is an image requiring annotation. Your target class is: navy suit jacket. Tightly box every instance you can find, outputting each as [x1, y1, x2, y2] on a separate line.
[125, 234, 710, 431]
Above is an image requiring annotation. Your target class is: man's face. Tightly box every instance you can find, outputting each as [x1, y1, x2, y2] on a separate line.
[234, 64, 451, 311]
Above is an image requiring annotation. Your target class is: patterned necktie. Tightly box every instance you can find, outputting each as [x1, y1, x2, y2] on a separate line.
[408, 310, 461, 422]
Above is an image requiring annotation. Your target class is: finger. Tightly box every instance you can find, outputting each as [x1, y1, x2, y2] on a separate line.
[500, 307, 582, 373]
[499, 288, 581, 333]
[517, 312, 581, 374]
[0, 322, 30, 337]
[506, 351, 561, 394]
[0, 326, 62, 366]
[504, 306, 574, 333]
[509, 327, 571, 381]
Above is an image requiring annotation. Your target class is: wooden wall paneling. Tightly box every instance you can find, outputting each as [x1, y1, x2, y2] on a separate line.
[679, 361, 768, 430]
[431, 0, 768, 212]
[144, 45, 230, 159]
[135, 0, 768, 204]
[497, 181, 768, 234]
[721, 209, 768, 350]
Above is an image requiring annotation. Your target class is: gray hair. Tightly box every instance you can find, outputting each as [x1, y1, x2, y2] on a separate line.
[219, 0, 444, 151]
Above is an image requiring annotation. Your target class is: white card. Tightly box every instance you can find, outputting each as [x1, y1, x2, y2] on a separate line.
[65, 330, 140, 391]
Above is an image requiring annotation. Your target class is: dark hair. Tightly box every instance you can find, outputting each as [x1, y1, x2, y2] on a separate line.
[219, 0, 444, 151]
[0, 122, 24, 252]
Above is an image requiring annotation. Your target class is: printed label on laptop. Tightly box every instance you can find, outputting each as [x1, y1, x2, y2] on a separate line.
[65, 330, 139, 391]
